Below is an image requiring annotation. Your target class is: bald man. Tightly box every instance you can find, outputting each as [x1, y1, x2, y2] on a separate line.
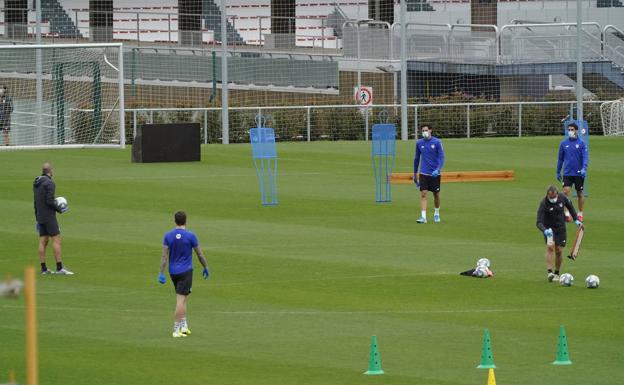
[33, 162, 73, 275]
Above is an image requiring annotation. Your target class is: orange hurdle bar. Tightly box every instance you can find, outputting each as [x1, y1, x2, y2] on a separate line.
[389, 170, 515, 184]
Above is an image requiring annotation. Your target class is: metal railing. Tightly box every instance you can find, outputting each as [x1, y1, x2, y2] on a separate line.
[2, 8, 624, 67]
[499, 22, 603, 64]
[603, 24, 624, 68]
[120, 100, 607, 143]
[0, 8, 341, 51]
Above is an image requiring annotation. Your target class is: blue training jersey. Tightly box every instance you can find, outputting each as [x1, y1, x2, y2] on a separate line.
[557, 137, 588, 177]
[163, 228, 198, 275]
[414, 136, 445, 175]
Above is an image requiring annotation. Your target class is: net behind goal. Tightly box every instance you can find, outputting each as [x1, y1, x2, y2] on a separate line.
[601, 99, 624, 136]
[0, 43, 125, 149]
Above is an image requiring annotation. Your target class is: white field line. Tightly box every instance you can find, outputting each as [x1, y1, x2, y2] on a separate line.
[1, 303, 620, 315]
[52, 172, 324, 181]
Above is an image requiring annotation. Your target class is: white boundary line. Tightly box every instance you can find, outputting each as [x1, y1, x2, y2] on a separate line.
[1, 303, 620, 315]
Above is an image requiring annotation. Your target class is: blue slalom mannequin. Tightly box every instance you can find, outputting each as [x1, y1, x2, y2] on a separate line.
[250, 115, 278, 206]
[372, 111, 396, 203]
[562, 116, 589, 197]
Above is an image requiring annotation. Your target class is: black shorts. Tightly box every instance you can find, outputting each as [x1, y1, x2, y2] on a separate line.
[562, 176, 584, 191]
[544, 227, 567, 247]
[37, 219, 60, 237]
[419, 174, 441, 192]
[170, 269, 193, 295]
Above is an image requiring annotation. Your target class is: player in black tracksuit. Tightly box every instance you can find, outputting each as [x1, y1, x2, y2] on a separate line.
[536, 185, 581, 282]
[33, 163, 73, 274]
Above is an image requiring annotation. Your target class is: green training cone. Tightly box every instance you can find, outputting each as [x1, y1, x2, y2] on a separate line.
[477, 329, 497, 369]
[364, 335, 384, 375]
[553, 325, 572, 365]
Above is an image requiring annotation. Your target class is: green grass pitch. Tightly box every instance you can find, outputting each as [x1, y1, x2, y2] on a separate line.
[1, 137, 623, 385]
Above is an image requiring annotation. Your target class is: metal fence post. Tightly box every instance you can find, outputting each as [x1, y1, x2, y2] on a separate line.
[414, 105, 418, 139]
[133, 110, 137, 138]
[149, 110, 153, 124]
[75, 10, 79, 42]
[136, 12, 140, 44]
[365, 107, 369, 141]
[321, 19, 325, 50]
[307, 106, 311, 142]
[466, 105, 471, 138]
[518, 103, 522, 137]
[204, 109, 208, 144]
[168, 13, 171, 44]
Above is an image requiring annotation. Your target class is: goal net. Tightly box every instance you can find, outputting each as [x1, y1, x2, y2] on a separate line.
[601, 98, 624, 136]
[0, 43, 125, 149]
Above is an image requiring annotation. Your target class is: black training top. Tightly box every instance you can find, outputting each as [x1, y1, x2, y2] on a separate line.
[536, 193, 577, 232]
[33, 174, 61, 223]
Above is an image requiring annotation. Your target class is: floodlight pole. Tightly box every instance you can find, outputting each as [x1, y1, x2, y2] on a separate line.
[399, 0, 408, 140]
[221, 0, 229, 144]
[24, 266, 38, 385]
[575, 0, 583, 122]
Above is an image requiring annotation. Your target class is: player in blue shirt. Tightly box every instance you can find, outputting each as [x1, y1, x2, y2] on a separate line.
[413, 124, 445, 223]
[158, 211, 209, 338]
[556, 122, 588, 222]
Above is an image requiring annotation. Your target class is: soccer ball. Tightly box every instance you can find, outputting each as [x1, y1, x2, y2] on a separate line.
[585, 274, 600, 289]
[54, 196, 68, 210]
[559, 273, 574, 287]
[476, 258, 491, 268]
[473, 266, 489, 278]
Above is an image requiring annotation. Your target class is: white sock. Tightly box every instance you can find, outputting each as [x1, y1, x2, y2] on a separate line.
[174, 321, 180, 332]
[578, 211, 583, 216]
[181, 318, 188, 329]
[434, 208, 440, 215]
[421, 210, 427, 219]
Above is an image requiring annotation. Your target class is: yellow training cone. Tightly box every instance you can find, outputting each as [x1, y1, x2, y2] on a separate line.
[487, 368, 496, 385]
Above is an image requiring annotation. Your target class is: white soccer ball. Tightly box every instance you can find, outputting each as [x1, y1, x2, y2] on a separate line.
[55, 196, 68, 210]
[585, 274, 600, 289]
[473, 266, 489, 278]
[476, 258, 491, 268]
[559, 273, 574, 287]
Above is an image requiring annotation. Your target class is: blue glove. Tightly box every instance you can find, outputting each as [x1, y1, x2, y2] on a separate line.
[412, 174, 420, 188]
[432, 169, 440, 177]
[158, 272, 166, 284]
[556, 173, 562, 182]
[579, 168, 586, 178]
[59, 206, 69, 214]
[544, 228, 553, 237]
[575, 220, 583, 228]
[35, 223, 40, 233]
[202, 267, 210, 279]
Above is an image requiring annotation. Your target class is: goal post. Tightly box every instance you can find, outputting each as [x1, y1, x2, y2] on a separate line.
[600, 98, 624, 136]
[0, 43, 125, 150]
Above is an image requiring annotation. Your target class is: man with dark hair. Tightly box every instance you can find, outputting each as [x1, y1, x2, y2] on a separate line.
[536, 185, 582, 282]
[33, 162, 72, 275]
[0, 86, 13, 146]
[556, 122, 588, 221]
[159, 211, 209, 338]
[413, 124, 445, 223]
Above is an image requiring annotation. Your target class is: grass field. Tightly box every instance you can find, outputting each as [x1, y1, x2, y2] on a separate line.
[1, 137, 623, 385]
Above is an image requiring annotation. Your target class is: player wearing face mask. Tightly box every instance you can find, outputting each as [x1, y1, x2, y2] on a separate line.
[536, 185, 582, 282]
[413, 124, 445, 224]
[556, 122, 589, 221]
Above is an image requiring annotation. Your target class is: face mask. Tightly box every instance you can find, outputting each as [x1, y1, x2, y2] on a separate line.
[548, 197, 557, 204]
[422, 131, 430, 139]
[568, 131, 577, 139]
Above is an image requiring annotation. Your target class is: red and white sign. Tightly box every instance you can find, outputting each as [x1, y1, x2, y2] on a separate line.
[354, 86, 373, 107]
